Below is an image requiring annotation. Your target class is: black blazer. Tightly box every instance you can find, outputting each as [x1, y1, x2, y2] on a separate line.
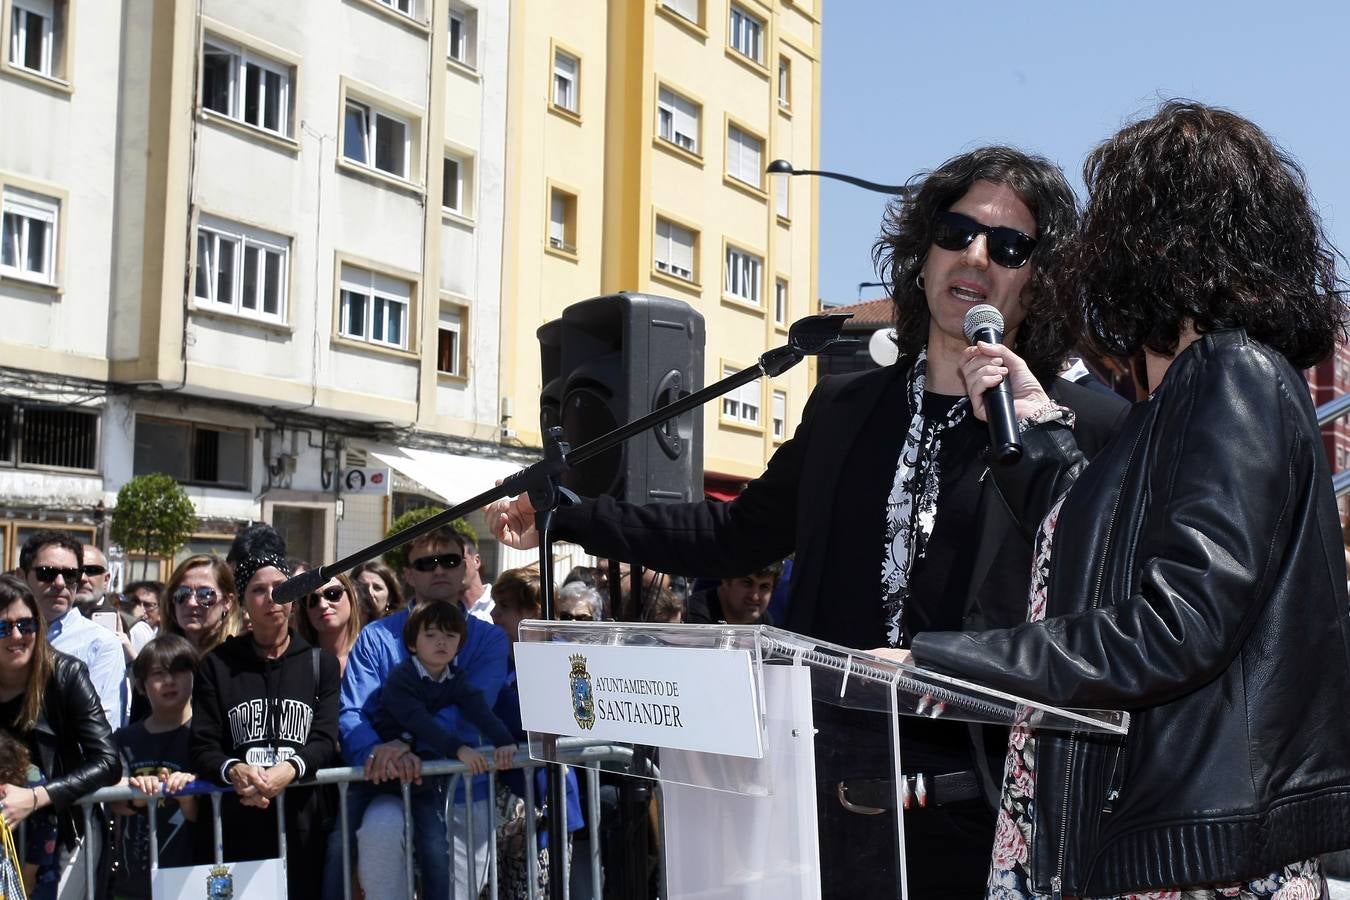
[554, 360, 1128, 639]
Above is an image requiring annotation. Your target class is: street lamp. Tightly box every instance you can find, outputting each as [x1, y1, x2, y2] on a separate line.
[765, 158, 911, 196]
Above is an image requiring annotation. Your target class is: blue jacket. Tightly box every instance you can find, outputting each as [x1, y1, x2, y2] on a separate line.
[340, 606, 509, 802]
[372, 657, 516, 758]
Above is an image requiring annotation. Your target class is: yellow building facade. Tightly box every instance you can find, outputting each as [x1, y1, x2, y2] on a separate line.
[501, 0, 822, 485]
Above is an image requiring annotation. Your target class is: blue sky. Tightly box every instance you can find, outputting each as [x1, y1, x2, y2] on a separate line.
[816, 1, 1350, 306]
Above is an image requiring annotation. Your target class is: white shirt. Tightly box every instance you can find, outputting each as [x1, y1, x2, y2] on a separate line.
[48, 609, 127, 729]
[411, 656, 453, 683]
[462, 583, 494, 623]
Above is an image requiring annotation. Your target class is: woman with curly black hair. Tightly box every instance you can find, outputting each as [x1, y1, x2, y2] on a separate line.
[913, 101, 1350, 898]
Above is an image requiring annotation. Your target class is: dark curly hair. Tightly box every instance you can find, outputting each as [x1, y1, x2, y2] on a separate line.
[1064, 100, 1348, 369]
[871, 146, 1080, 380]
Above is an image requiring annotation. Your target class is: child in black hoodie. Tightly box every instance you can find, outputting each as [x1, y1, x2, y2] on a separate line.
[190, 530, 339, 900]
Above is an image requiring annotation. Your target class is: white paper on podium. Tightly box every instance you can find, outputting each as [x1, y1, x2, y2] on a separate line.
[515, 640, 765, 758]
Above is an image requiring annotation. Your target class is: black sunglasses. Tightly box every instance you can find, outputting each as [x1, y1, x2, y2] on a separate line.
[558, 612, 594, 622]
[306, 586, 347, 609]
[172, 585, 220, 608]
[932, 210, 1037, 269]
[32, 566, 81, 584]
[82, 564, 107, 576]
[409, 553, 463, 573]
[0, 617, 39, 639]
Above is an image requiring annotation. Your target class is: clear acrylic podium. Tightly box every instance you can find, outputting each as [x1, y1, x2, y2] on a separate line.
[515, 621, 1128, 900]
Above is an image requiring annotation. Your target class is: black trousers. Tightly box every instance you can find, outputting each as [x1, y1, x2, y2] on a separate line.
[814, 704, 997, 899]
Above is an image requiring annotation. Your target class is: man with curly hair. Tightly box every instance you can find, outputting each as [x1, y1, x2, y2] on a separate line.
[491, 147, 1128, 897]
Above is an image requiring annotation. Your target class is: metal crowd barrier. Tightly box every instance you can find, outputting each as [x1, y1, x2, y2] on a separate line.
[50, 739, 630, 900]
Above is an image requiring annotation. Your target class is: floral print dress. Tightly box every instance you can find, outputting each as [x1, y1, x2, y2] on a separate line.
[985, 498, 1325, 900]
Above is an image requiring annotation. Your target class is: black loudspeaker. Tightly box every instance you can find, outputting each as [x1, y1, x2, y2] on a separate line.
[537, 292, 705, 503]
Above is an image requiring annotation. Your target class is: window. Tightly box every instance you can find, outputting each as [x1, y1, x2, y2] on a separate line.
[548, 188, 577, 254]
[774, 277, 788, 325]
[726, 125, 763, 189]
[772, 391, 787, 441]
[443, 153, 466, 213]
[553, 50, 578, 113]
[778, 56, 791, 108]
[343, 99, 411, 179]
[375, 0, 416, 17]
[8, 0, 63, 78]
[654, 218, 695, 282]
[437, 305, 463, 376]
[657, 87, 700, 154]
[728, 5, 763, 64]
[724, 246, 762, 305]
[662, 0, 699, 24]
[194, 217, 289, 322]
[448, 4, 477, 68]
[200, 39, 293, 138]
[133, 417, 247, 488]
[0, 402, 97, 471]
[1, 187, 58, 284]
[339, 264, 411, 350]
[721, 366, 760, 426]
[775, 173, 789, 219]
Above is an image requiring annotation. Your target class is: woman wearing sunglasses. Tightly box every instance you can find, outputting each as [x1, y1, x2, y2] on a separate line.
[908, 101, 1350, 897]
[191, 525, 339, 900]
[0, 574, 119, 893]
[159, 555, 241, 657]
[492, 145, 1130, 897]
[296, 574, 365, 676]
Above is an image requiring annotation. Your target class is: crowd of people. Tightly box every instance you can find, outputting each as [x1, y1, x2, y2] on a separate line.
[0, 515, 769, 900]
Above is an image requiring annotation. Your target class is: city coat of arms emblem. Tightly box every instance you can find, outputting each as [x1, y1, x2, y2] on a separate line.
[570, 653, 596, 730]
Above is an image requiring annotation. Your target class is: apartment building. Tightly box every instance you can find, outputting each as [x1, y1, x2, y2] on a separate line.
[0, 0, 518, 575]
[500, 0, 822, 491]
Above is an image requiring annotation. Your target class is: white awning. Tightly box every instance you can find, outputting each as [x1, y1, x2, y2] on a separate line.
[362, 445, 524, 507]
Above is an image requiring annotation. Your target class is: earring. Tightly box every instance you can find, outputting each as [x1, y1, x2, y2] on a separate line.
[916, 272, 926, 290]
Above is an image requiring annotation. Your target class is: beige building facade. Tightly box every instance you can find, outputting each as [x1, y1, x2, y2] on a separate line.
[0, 0, 522, 574]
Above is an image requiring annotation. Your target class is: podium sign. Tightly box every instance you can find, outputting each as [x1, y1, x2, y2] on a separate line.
[515, 641, 765, 758]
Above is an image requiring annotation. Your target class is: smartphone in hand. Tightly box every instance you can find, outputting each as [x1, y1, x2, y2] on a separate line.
[92, 611, 119, 632]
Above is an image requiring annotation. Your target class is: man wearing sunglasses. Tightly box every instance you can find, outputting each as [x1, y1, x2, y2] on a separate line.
[491, 147, 1130, 898]
[19, 531, 126, 731]
[337, 525, 508, 900]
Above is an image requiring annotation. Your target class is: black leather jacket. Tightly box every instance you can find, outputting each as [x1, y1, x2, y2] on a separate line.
[912, 330, 1350, 896]
[32, 651, 120, 847]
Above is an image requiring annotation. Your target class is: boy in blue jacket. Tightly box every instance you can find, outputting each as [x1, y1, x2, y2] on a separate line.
[371, 602, 517, 772]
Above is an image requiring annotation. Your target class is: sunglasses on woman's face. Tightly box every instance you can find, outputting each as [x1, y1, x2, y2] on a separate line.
[409, 553, 463, 573]
[0, 617, 39, 639]
[306, 586, 347, 609]
[931, 210, 1038, 269]
[558, 612, 594, 622]
[172, 586, 220, 608]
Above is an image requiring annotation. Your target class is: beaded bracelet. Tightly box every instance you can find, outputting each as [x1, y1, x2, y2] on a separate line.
[1018, 399, 1076, 432]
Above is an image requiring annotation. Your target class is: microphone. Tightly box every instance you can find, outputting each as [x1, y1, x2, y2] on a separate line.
[962, 305, 1022, 465]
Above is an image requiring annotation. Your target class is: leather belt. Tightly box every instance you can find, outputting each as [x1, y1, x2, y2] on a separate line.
[836, 771, 981, 814]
